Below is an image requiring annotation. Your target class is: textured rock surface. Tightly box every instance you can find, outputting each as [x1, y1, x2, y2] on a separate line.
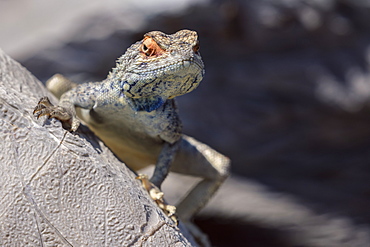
[0, 49, 194, 246]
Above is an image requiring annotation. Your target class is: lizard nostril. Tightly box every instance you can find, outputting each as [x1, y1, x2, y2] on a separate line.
[192, 41, 200, 53]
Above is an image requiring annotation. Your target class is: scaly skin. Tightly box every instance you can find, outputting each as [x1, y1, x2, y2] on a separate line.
[34, 30, 230, 247]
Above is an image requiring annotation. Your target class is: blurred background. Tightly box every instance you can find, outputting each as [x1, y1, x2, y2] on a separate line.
[2, 0, 370, 246]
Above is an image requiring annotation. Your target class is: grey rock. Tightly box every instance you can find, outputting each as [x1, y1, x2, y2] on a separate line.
[0, 49, 195, 246]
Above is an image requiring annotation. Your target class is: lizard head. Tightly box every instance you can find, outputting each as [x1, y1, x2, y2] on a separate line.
[109, 30, 205, 101]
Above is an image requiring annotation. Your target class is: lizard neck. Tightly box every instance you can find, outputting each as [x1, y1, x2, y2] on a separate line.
[108, 77, 167, 112]
[127, 96, 165, 112]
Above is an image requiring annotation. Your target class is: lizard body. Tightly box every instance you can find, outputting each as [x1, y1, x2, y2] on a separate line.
[34, 30, 230, 246]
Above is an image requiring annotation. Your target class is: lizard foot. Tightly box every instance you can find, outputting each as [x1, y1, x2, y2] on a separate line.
[136, 174, 178, 225]
[33, 97, 80, 131]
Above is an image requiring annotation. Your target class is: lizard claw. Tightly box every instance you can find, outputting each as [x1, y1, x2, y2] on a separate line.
[136, 173, 210, 246]
[33, 97, 53, 117]
[33, 96, 80, 131]
[136, 174, 178, 225]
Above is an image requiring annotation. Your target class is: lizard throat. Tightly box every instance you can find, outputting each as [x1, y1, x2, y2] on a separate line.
[117, 59, 204, 99]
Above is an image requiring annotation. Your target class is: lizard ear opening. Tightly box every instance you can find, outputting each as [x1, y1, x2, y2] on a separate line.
[141, 37, 165, 57]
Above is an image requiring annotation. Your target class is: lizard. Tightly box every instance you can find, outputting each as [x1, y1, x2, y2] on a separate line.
[33, 29, 230, 246]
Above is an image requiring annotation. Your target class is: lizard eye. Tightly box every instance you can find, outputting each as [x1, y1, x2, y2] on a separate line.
[141, 42, 152, 56]
[141, 37, 165, 57]
[142, 44, 149, 53]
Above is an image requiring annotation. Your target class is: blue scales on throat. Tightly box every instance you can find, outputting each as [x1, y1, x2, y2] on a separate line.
[128, 96, 165, 112]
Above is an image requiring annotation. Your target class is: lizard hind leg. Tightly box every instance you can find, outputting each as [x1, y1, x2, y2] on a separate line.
[170, 135, 230, 246]
[46, 74, 78, 99]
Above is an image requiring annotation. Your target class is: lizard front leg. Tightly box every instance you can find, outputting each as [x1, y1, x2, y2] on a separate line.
[139, 141, 180, 225]
[33, 96, 81, 131]
[34, 80, 98, 131]
[136, 174, 178, 225]
[150, 141, 179, 188]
